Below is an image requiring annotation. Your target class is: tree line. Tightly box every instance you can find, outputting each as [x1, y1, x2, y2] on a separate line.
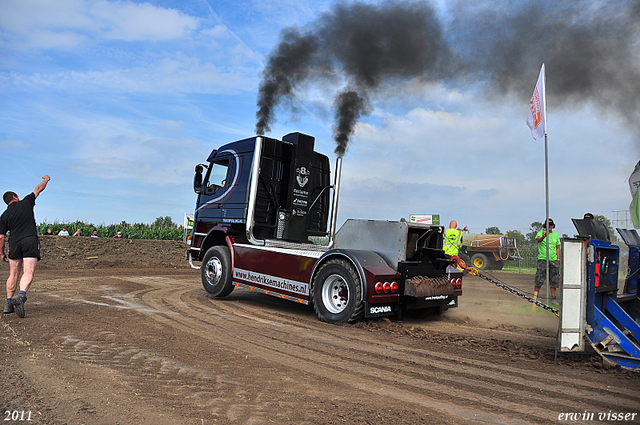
[484, 214, 615, 243]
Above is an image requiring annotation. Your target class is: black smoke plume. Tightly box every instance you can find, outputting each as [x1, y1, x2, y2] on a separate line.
[334, 91, 370, 157]
[255, 28, 321, 136]
[256, 0, 640, 155]
[449, 0, 640, 121]
[256, 1, 451, 156]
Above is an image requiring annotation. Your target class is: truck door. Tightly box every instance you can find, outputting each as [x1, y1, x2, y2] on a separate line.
[197, 149, 246, 226]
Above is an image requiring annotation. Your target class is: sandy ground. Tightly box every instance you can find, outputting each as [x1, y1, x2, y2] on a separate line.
[1, 237, 638, 424]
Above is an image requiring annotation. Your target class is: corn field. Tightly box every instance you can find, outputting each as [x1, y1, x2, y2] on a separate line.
[37, 219, 184, 241]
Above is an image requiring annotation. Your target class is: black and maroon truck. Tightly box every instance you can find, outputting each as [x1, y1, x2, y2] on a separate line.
[187, 132, 462, 323]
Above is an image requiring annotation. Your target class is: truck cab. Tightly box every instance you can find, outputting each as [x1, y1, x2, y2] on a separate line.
[191, 133, 330, 247]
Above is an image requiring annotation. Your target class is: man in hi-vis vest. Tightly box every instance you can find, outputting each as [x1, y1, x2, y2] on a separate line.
[443, 220, 463, 257]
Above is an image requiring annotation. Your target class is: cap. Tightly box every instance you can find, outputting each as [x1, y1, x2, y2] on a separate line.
[547, 218, 555, 227]
[584, 213, 594, 219]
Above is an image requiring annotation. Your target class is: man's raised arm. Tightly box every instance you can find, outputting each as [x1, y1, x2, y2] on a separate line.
[33, 174, 51, 198]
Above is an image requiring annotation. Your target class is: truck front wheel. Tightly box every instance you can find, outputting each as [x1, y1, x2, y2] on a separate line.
[312, 259, 363, 324]
[201, 246, 234, 297]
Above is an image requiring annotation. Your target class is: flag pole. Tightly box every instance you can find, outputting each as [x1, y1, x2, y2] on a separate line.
[526, 63, 550, 305]
[542, 64, 550, 302]
[544, 133, 550, 301]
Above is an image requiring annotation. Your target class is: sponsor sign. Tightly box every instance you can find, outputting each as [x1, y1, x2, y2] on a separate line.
[409, 214, 440, 225]
[184, 213, 194, 229]
[221, 218, 244, 223]
[424, 295, 448, 301]
[234, 268, 309, 296]
[296, 166, 310, 188]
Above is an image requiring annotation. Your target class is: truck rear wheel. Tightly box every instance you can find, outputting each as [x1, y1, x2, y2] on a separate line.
[312, 259, 363, 324]
[471, 253, 490, 270]
[201, 246, 234, 297]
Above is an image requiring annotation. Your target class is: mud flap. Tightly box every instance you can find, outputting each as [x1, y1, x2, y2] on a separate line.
[364, 302, 399, 318]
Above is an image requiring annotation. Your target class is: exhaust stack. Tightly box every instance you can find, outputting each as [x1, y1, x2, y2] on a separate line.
[328, 156, 343, 247]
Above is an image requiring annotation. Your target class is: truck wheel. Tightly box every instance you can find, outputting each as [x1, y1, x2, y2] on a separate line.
[471, 253, 490, 270]
[201, 246, 234, 297]
[312, 259, 363, 324]
[493, 260, 504, 270]
[459, 253, 472, 274]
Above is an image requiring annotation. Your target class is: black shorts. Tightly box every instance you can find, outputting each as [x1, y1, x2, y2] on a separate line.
[8, 236, 40, 260]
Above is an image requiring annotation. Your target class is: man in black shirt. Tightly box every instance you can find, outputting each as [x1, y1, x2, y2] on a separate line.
[0, 174, 51, 318]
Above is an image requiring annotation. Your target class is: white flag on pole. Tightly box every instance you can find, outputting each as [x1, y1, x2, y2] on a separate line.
[526, 64, 546, 140]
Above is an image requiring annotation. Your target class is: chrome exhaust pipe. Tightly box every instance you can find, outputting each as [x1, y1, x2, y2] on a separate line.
[327, 156, 343, 247]
[246, 136, 265, 246]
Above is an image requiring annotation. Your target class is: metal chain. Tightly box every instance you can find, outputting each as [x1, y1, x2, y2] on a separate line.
[466, 267, 560, 317]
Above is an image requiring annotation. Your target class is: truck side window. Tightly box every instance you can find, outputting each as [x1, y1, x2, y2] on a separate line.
[205, 159, 229, 193]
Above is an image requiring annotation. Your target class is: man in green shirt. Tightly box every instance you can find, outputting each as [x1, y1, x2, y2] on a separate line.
[535, 218, 561, 301]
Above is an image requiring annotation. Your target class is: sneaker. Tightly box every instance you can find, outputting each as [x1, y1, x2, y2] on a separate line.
[11, 294, 27, 318]
[3, 302, 14, 314]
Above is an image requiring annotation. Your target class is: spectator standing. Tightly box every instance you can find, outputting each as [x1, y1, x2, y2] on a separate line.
[535, 218, 561, 302]
[90, 229, 99, 238]
[58, 226, 69, 236]
[443, 220, 463, 257]
[0, 174, 51, 317]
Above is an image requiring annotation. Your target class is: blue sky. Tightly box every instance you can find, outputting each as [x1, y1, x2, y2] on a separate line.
[1, 0, 638, 237]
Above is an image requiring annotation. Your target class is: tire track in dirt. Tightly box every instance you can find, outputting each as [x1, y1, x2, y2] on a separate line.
[37, 278, 312, 424]
[56, 333, 264, 419]
[188, 291, 639, 415]
[36, 275, 640, 424]
[137, 286, 528, 424]
[119, 276, 639, 424]
[183, 282, 638, 404]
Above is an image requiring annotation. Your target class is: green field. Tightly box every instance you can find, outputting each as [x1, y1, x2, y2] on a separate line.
[38, 219, 184, 241]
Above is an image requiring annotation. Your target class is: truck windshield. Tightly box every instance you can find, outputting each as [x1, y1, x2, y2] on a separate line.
[205, 159, 229, 192]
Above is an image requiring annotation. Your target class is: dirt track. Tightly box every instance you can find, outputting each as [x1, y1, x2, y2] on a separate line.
[1, 237, 639, 424]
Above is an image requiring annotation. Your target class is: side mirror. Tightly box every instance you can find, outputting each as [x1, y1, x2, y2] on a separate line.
[194, 164, 204, 194]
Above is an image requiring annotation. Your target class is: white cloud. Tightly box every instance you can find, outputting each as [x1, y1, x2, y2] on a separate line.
[73, 131, 204, 187]
[0, 138, 29, 149]
[0, 55, 257, 95]
[200, 24, 232, 39]
[160, 120, 184, 132]
[90, 1, 199, 41]
[245, 0, 332, 27]
[0, 0, 200, 49]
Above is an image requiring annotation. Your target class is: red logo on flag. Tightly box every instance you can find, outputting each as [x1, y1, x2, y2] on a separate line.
[530, 87, 542, 129]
